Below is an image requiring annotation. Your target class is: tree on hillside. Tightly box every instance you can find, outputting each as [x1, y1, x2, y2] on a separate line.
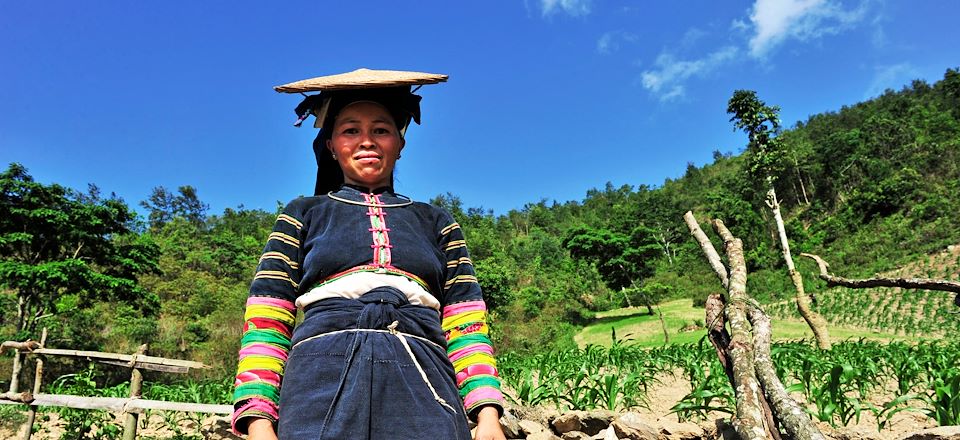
[137, 200, 276, 372]
[563, 225, 662, 313]
[140, 185, 210, 230]
[0, 163, 160, 335]
[727, 90, 832, 349]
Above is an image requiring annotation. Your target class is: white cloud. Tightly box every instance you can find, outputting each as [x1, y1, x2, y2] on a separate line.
[597, 30, 638, 54]
[730, 18, 750, 33]
[747, 0, 870, 58]
[680, 28, 708, 48]
[864, 63, 919, 99]
[541, 0, 592, 17]
[640, 46, 739, 101]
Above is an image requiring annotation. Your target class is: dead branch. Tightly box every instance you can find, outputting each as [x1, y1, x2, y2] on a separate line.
[683, 212, 729, 289]
[801, 253, 960, 295]
[0, 391, 33, 403]
[687, 212, 827, 440]
[705, 293, 732, 378]
[748, 305, 827, 440]
[711, 218, 771, 440]
[1, 340, 42, 352]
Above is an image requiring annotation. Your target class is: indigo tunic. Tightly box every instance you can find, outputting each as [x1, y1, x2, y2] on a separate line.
[232, 185, 504, 438]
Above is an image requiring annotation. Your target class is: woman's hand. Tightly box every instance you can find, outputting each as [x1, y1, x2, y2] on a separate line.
[474, 406, 506, 440]
[246, 418, 278, 440]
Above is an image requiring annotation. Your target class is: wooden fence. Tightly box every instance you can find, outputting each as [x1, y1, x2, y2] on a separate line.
[0, 329, 232, 440]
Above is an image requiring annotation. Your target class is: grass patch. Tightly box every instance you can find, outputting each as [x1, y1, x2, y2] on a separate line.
[0, 404, 28, 432]
[576, 298, 926, 348]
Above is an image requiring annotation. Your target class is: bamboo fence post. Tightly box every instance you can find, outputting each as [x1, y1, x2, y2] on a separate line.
[122, 344, 147, 440]
[21, 327, 47, 440]
[9, 345, 22, 395]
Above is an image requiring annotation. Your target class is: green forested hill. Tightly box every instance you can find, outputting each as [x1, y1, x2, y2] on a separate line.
[1, 68, 958, 382]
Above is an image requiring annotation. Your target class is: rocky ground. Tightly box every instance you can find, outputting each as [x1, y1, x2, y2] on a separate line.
[0, 373, 955, 439]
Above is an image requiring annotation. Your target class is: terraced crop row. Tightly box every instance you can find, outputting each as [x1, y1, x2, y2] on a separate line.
[497, 338, 960, 430]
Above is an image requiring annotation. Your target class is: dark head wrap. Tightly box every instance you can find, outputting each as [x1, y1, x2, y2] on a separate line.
[293, 87, 423, 195]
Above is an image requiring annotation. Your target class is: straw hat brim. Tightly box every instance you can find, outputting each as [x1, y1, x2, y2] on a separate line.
[274, 68, 448, 94]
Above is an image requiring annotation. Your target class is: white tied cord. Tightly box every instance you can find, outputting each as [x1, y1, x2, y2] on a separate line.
[386, 320, 457, 414]
[292, 321, 456, 414]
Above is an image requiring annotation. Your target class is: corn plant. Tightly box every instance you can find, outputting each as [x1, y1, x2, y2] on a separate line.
[924, 369, 960, 425]
[670, 361, 734, 421]
[48, 364, 123, 440]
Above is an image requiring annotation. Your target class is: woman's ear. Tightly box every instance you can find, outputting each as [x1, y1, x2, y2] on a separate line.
[326, 139, 334, 157]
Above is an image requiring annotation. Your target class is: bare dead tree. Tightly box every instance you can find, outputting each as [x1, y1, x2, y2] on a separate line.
[685, 211, 827, 440]
[766, 189, 831, 349]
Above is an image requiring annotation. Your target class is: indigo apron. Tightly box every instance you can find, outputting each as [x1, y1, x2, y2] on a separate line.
[277, 286, 471, 440]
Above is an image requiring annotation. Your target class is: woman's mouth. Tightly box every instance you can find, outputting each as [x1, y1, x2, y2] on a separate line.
[354, 154, 381, 164]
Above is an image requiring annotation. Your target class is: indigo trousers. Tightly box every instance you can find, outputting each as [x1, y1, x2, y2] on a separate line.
[277, 287, 471, 440]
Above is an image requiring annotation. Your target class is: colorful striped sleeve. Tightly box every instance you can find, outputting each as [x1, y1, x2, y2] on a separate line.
[437, 214, 505, 420]
[232, 205, 303, 435]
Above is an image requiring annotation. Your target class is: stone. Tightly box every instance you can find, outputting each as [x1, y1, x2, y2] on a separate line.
[602, 425, 621, 440]
[514, 404, 562, 428]
[611, 412, 662, 440]
[552, 410, 616, 436]
[713, 419, 739, 440]
[527, 431, 563, 440]
[659, 418, 705, 440]
[831, 425, 881, 440]
[562, 431, 592, 440]
[200, 415, 240, 440]
[520, 419, 550, 436]
[500, 410, 524, 439]
[900, 426, 960, 440]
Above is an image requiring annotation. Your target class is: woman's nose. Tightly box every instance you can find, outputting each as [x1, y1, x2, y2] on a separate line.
[359, 132, 376, 148]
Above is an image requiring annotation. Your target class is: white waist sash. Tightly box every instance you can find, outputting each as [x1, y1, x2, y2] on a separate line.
[295, 272, 441, 312]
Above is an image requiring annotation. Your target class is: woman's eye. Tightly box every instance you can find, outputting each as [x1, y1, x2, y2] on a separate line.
[342, 128, 359, 134]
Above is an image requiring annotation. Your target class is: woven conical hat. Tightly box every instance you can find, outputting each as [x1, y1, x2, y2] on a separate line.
[274, 68, 448, 93]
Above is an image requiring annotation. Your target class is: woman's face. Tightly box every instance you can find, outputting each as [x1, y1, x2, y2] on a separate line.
[326, 101, 405, 190]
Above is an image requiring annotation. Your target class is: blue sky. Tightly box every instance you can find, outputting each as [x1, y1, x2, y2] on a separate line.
[2, 1, 958, 216]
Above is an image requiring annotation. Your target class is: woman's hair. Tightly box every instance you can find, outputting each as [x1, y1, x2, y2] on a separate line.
[312, 132, 346, 195]
[308, 87, 422, 195]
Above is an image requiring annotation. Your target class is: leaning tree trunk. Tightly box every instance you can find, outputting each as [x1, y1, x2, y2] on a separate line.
[685, 211, 827, 440]
[619, 287, 633, 308]
[713, 219, 770, 440]
[766, 187, 831, 349]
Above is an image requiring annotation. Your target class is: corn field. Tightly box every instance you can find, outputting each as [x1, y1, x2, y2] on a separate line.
[497, 337, 960, 430]
[5, 338, 958, 438]
[768, 251, 960, 336]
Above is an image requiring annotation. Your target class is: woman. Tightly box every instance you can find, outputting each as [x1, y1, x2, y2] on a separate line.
[232, 69, 506, 440]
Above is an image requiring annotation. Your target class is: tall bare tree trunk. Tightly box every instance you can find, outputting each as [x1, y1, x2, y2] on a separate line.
[795, 165, 810, 205]
[620, 287, 633, 308]
[657, 306, 670, 344]
[16, 295, 27, 334]
[766, 187, 831, 349]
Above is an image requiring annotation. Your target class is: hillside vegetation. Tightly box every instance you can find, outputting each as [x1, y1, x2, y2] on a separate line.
[1, 68, 958, 385]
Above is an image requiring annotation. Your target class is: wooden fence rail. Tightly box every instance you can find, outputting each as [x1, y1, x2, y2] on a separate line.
[0, 329, 231, 440]
[0, 393, 231, 415]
